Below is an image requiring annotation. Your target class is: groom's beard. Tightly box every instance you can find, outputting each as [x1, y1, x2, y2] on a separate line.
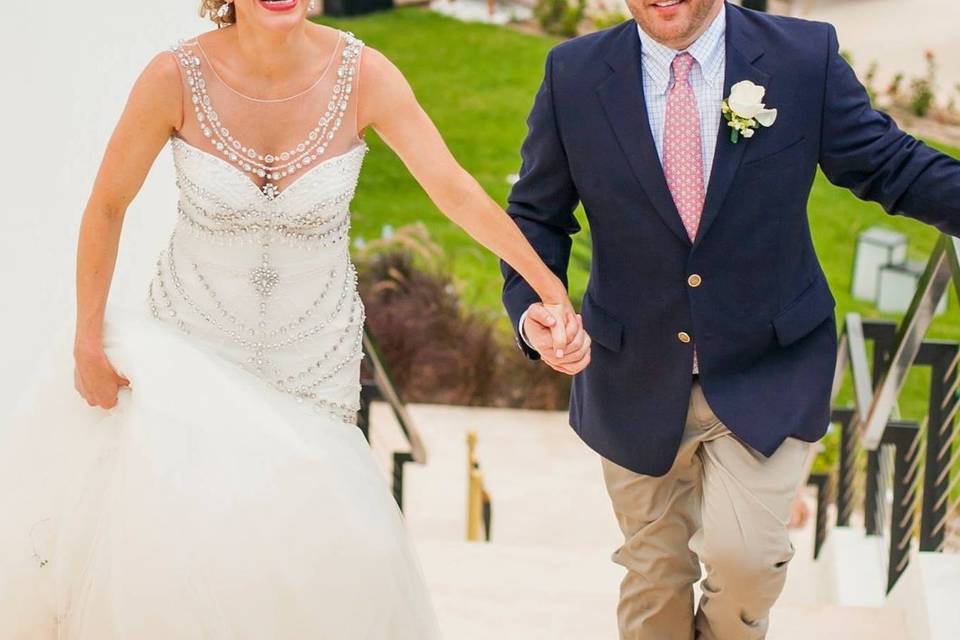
[627, 0, 724, 50]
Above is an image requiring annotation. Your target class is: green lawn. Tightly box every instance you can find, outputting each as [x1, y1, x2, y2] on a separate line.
[318, 8, 959, 423]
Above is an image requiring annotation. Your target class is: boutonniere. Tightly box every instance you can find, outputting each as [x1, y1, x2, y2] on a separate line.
[721, 80, 778, 143]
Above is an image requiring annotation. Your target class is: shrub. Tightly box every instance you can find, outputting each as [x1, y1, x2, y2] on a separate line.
[908, 50, 937, 117]
[589, 1, 629, 30]
[887, 71, 904, 98]
[863, 61, 879, 105]
[356, 224, 572, 410]
[591, 10, 629, 30]
[535, 0, 586, 38]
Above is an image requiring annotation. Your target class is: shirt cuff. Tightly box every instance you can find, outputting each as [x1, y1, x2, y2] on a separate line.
[518, 309, 536, 350]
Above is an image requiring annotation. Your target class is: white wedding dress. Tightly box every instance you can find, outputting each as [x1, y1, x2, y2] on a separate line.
[0, 30, 441, 639]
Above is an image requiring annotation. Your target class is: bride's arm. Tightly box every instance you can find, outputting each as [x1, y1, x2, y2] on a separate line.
[74, 52, 183, 408]
[356, 49, 584, 360]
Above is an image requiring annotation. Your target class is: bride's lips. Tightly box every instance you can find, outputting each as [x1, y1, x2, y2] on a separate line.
[258, 0, 300, 12]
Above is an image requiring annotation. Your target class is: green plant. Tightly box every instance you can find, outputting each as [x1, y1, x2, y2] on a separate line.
[910, 77, 935, 117]
[591, 10, 629, 30]
[863, 60, 879, 105]
[589, 1, 629, 30]
[887, 71, 904, 98]
[908, 50, 937, 117]
[535, 0, 586, 38]
[949, 83, 960, 115]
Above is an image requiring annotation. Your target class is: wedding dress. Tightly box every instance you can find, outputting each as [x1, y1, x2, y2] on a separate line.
[0, 30, 441, 639]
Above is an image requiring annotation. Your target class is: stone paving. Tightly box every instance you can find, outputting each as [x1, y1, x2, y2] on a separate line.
[801, 0, 960, 103]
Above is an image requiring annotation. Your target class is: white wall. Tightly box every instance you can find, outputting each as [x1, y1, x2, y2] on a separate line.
[0, 2, 208, 399]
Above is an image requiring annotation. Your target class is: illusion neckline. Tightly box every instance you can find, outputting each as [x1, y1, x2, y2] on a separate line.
[192, 30, 344, 104]
[170, 135, 368, 201]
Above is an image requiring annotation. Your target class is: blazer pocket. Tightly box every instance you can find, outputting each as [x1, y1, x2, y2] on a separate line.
[741, 135, 806, 169]
[581, 294, 624, 352]
[772, 277, 836, 347]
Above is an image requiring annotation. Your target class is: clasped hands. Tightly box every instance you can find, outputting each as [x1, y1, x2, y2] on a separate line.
[524, 301, 592, 375]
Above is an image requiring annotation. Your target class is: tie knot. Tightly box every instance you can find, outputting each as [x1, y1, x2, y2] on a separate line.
[671, 53, 695, 83]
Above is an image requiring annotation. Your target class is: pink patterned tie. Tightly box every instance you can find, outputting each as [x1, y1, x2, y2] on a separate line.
[663, 53, 704, 372]
[663, 53, 705, 241]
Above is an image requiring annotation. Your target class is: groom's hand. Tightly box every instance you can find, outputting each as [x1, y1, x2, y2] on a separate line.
[524, 303, 592, 375]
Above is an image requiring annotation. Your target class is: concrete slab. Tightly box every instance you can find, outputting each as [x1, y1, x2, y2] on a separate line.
[376, 404, 857, 635]
[887, 552, 960, 640]
[803, 0, 960, 100]
[417, 540, 620, 640]
[372, 402, 623, 550]
[770, 603, 907, 640]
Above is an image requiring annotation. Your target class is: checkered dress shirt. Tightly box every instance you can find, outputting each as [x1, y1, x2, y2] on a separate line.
[636, 9, 727, 185]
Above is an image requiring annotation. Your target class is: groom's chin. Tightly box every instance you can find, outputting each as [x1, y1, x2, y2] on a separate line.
[628, 0, 721, 48]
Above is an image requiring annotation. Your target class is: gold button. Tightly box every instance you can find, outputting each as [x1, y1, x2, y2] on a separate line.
[687, 274, 702, 288]
[678, 331, 692, 344]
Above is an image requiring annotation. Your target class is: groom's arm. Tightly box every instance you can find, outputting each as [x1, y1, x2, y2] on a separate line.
[501, 50, 581, 361]
[818, 25, 960, 233]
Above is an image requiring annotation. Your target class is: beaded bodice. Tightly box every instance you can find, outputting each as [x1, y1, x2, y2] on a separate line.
[148, 30, 368, 424]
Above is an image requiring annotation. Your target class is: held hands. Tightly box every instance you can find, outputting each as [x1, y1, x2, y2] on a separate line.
[524, 302, 592, 375]
[74, 343, 130, 410]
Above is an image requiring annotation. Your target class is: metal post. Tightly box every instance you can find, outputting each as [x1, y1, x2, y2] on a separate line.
[863, 321, 897, 536]
[864, 449, 883, 536]
[357, 380, 379, 442]
[466, 431, 486, 542]
[917, 343, 959, 551]
[808, 473, 832, 559]
[833, 408, 857, 526]
[392, 451, 414, 513]
[883, 421, 921, 593]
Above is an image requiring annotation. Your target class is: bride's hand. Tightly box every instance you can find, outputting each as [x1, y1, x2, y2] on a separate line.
[74, 344, 130, 410]
[524, 300, 593, 375]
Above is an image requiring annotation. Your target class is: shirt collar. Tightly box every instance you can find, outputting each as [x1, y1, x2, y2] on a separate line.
[636, 7, 726, 95]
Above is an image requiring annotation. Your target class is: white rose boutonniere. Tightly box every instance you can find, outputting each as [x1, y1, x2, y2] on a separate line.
[721, 80, 778, 143]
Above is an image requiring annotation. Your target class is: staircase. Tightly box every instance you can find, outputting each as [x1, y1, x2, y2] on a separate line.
[370, 402, 911, 639]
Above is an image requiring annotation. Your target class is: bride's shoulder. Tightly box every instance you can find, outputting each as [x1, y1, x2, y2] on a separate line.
[355, 44, 395, 82]
[138, 47, 187, 96]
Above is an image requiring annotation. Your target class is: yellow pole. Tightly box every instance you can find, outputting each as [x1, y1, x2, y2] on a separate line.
[466, 431, 483, 541]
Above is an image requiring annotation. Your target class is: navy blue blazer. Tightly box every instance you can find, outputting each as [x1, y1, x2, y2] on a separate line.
[501, 3, 960, 476]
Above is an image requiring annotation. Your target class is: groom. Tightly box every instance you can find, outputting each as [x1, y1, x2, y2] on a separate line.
[501, 1, 960, 638]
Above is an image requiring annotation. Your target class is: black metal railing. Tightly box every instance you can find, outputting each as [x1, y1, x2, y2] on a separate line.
[811, 234, 960, 593]
[358, 329, 428, 512]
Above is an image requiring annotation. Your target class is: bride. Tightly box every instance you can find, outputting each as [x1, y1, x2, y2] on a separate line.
[0, 0, 590, 637]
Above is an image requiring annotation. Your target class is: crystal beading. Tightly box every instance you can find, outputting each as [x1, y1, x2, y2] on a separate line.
[172, 32, 364, 198]
[150, 30, 369, 425]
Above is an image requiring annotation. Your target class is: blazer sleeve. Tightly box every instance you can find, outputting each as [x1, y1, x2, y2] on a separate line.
[500, 50, 582, 360]
[818, 24, 960, 235]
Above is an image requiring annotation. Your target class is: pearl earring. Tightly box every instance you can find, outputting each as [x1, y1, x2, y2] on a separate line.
[308, 0, 318, 11]
[217, 1, 233, 19]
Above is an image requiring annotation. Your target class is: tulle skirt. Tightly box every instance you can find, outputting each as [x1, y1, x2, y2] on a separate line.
[0, 305, 440, 639]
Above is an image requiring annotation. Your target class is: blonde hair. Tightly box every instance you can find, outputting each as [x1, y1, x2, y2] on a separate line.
[199, 0, 237, 27]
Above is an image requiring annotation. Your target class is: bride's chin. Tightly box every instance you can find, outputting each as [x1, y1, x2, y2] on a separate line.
[241, 2, 308, 33]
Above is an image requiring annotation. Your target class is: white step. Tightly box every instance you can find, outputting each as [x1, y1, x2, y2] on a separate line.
[386, 404, 912, 637]
[417, 540, 909, 640]
[771, 604, 907, 640]
[417, 540, 620, 640]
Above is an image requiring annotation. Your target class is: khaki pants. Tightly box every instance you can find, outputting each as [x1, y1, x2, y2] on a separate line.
[602, 382, 813, 640]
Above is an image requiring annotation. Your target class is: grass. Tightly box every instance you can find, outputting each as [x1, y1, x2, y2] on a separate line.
[317, 8, 959, 425]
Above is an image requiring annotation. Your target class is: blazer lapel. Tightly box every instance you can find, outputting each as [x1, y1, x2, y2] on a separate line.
[694, 5, 770, 249]
[596, 23, 691, 247]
